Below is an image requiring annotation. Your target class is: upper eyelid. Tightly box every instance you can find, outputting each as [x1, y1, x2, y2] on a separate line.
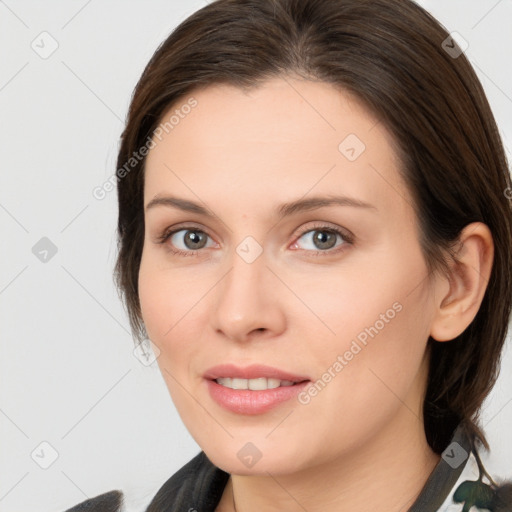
[165, 221, 347, 236]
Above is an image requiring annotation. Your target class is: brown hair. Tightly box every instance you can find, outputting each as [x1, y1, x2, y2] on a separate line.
[113, 0, 512, 454]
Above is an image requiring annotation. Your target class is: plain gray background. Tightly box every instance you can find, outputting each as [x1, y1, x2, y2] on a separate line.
[1, 1, 511, 511]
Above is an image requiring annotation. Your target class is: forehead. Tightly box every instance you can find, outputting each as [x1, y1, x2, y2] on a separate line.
[143, 77, 411, 221]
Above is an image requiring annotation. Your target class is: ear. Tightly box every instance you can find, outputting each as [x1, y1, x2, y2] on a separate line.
[429, 222, 494, 342]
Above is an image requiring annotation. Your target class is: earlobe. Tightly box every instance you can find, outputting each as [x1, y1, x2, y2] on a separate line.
[429, 222, 494, 342]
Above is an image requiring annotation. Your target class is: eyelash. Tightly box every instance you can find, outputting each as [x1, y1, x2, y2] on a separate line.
[155, 222, 354, 258]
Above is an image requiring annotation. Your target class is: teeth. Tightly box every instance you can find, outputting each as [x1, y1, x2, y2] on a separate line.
[215, 377, 296, 390]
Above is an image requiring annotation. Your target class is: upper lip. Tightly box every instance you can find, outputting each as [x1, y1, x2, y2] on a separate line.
[204, 364, 310, 382]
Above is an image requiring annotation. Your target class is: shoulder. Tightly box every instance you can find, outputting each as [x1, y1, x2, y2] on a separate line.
[63, 490, 124, 512]
[438, 424, 512, 512]
[144, 450, 230, 511]
[61, 452, 229, 512]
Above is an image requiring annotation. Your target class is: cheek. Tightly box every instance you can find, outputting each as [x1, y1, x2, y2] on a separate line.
[138, 251, 202, 341]
[138, 254, 211, 386]
[302, 252, 433, 421]
[287, 248, 428, 349]
[138, 264, 191, 405]
[138, 262, 168, 341]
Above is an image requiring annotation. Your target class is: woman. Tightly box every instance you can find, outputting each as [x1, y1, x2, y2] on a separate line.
[65, 0, 512, 510]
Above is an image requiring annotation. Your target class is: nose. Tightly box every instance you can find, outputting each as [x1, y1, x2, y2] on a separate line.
[211, 244, 286, 344]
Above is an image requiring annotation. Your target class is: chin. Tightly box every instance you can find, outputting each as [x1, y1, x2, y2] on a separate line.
[203, 442, 308, 476]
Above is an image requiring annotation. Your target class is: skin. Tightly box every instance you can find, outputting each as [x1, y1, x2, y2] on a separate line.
[138, 77, 494, 512]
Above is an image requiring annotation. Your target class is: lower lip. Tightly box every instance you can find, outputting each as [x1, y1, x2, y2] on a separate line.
[205, 379, 310, 415]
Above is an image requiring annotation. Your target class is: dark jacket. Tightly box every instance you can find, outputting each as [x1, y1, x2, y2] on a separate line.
[63, 423, 512, 512]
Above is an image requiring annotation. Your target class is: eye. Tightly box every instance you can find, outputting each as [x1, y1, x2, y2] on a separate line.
[155, 222, 353, 258]
[291, 223, 353, 256]
[156, 226, 216, 256]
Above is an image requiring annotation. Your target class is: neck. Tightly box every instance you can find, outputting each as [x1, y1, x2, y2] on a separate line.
[224, 412, 440, 512]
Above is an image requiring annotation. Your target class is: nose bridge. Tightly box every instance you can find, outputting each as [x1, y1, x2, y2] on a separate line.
[219, 242, 265, 312]
[222, 231, 267, 294]
[212, 237, 277, 340]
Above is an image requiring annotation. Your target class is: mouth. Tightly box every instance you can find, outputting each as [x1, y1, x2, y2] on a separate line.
[203, 364, 311, 414]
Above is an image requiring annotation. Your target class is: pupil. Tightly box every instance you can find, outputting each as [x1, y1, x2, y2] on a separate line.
[314, 230, 336, 250]
[186, 231, 205, 249]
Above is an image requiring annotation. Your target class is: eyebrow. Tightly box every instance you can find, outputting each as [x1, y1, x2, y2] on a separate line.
[145, 194, 377, 218]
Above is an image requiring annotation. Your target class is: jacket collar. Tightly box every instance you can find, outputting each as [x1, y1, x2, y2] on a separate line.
[145, 423, 473, 512]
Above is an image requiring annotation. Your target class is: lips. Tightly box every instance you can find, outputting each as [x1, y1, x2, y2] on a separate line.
[203, 363, 310, 383]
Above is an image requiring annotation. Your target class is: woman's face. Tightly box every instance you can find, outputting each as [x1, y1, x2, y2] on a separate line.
[139, 77, 442, 474]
